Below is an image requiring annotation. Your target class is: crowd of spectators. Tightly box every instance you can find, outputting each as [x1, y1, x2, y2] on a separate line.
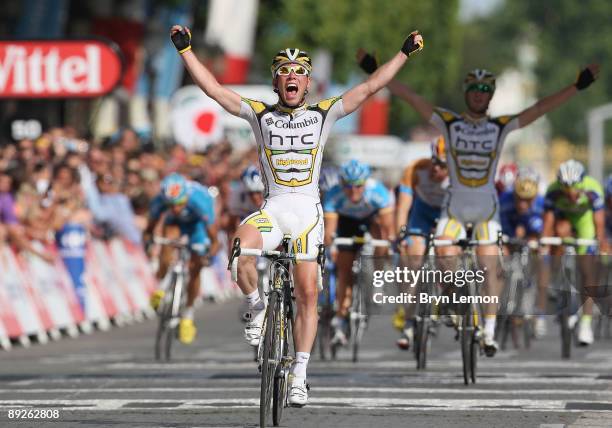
[0, 127, 260, 260]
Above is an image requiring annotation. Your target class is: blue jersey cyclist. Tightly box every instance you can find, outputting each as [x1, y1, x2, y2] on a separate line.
[146, 173, 218, 345]
[499, 167, 551, 338]
[323, 159, 395, 345]
[499, 167, 545, 239]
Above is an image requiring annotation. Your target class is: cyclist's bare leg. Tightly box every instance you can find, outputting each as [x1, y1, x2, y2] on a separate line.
[335, 250, 356, 318]
[477, 244, 502, 317]
[157, 225, 181, 280]
[233, 223, 263, 295]
[293, 261, 319, 353]
[401, 236, 427, 319]
[186, 255, 206, 308]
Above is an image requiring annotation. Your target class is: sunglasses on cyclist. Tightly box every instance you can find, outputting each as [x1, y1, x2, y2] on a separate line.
[276, 64, 309, 76]
[466, 83, 494, 93]
[343, 182, 365, 189]
[432, 158, 447, 168]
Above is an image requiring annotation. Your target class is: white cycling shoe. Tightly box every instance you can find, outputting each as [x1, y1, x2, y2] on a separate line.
[244, 308, 265, 347]
[577, 319, 594, 346]
[534, 316, 547, 338]
[288, 376, 308, 407]
[483, 330, 499, 357]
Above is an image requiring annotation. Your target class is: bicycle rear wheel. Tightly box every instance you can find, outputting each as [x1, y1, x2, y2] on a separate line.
[461, 305, 476, 385]
[260, 291, 280, 428]
[415, 317, 429, 370]
[559, 291, 571, 359]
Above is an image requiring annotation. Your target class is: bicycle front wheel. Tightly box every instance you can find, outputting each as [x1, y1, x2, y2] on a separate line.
[154, 274, 176, 361]
[260, 291, 280, 428]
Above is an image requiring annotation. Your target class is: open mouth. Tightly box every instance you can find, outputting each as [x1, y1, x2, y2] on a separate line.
[285, 83, 298, 96]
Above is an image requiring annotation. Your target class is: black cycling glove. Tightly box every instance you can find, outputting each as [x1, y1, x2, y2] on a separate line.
[359, 53, 379, 74]
[171, 27, 192, 54]
[575, 67, 595, 90]
[401, 31, 423, 57]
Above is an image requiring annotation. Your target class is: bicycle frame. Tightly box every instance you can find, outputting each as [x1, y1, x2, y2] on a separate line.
[228, 236, 324, 428]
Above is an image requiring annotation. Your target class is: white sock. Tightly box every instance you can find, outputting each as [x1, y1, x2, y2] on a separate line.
[292, 352, 310, 379]
[182, 306, 194, 320]
[247, 290, 265, 312]
[484, 316, 496, 338]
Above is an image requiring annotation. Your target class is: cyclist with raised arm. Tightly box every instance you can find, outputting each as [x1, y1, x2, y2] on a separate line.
[358, 51, 600, 355]
[323, 159, 395, 346]
[147, 173, 219, 344]
[170, 25, 423, 406]
[394, 136, 448, 349]
[542, 160, 607, 345]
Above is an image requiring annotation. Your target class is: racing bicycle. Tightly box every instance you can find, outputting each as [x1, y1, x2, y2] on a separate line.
[153, 236, 207, 361]
[229, 236, 324, 428]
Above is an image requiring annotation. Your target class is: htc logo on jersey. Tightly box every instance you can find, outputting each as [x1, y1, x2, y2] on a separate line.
[274, 117, 319, 129]
[268, 131, 315, 145]
[455, 137, 494, 151]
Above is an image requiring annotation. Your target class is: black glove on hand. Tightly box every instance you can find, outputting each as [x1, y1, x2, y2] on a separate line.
[575, 67, 595, 90]
[359, 53, 379, 74]
[171, 27, 192, 54]
[401, 31, 423, 57]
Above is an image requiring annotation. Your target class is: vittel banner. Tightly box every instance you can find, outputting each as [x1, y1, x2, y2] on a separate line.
[0, 40, 123, 98]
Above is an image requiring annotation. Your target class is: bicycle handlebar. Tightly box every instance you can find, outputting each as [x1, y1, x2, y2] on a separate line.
[539, 237, 599, 247]
[153, 236, 208, 253]
[229, 243, 323, 291]
[332, 236, 391, 248]
[432, 238, 498, 247]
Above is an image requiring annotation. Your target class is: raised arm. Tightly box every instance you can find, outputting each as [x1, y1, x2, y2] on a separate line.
[517, 64, 600, 128]
[342, 32, 424, 115]
[171, 26, 242, 116]
[357, 50, 433, 121]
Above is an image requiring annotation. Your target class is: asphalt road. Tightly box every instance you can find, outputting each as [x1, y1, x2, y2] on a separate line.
[1, 299, 611, 428]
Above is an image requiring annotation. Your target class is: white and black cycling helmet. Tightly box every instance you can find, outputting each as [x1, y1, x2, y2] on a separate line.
[557, 159, 585, 187]
[241, 165, 265, 192]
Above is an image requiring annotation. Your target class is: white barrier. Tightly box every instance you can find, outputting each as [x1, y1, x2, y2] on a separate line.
[0, 235, 239, 349]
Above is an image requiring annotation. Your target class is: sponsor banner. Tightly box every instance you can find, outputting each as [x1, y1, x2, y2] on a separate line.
[84, 245, 120, 320]
[106, 239, 151, 312]
[120, 239, 156, 295]
[87, 241, 134, 317]
[0, 40, 123, 98]
[0, 246, 26, 338]
[20, 242, 83, 330]
[0, 246, 44, 337]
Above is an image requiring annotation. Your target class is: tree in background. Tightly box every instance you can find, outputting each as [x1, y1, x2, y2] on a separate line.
[463, 0, 612, 143]
[253, 0, 462, 136]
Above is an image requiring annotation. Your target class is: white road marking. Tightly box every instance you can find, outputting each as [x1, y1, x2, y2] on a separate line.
[1, 387, 611, 396]
[0, 398, 609, 412]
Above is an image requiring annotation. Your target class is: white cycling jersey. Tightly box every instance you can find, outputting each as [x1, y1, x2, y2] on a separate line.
[430, 108, 519, 195]
[239, 97, 347, 200]
[430, 107, 521, 239]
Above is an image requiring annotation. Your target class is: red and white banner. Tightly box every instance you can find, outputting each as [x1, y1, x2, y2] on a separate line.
[0, 236, 239, 348]
[205, 0, 259, 84]
[0, 40, 123, 98]
[0, 246, 45, 339]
